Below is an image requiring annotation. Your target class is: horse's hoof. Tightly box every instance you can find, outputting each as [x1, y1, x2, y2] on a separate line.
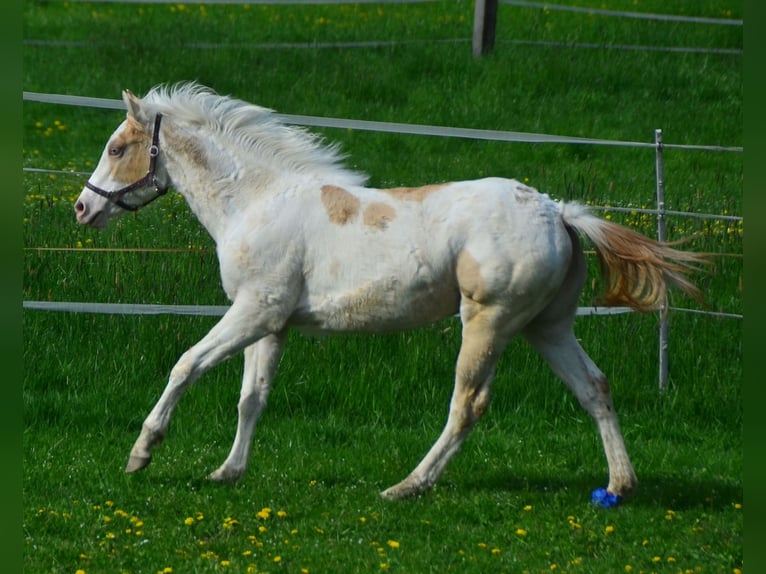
[207, 467, 244, 483]
[380, 479, 426, 500]
[125, 455, 151, 473]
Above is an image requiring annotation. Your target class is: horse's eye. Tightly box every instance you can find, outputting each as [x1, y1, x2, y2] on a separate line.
[109, 145, 124, 157]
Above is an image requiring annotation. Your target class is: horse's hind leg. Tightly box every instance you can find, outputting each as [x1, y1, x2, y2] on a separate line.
[209, 332, 286, 483]
[524, 323, 637, 498]
[381, 303, 514, 500]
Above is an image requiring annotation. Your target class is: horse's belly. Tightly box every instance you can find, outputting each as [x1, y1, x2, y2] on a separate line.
[289, 279, 460, 334]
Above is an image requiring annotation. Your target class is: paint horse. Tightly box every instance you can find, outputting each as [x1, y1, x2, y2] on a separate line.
[75, 82, 706, 501]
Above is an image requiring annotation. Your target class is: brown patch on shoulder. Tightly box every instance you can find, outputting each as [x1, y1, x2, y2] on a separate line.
[456, 250, 486, 303]
[381, 182, 449, 202]
[321, 185, 360, 225]
[363, 202, 397, 229]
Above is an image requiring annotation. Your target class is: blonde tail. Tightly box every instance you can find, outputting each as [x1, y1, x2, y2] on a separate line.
[559, 202, 710, 312]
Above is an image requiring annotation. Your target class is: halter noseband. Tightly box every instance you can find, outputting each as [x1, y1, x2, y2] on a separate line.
[85, 113, 168, 212]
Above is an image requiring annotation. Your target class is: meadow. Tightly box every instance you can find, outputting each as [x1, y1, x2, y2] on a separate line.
[23, 1, 742, 573]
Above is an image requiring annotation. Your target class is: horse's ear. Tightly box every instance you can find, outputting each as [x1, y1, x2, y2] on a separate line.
[123, 89, 149, 124]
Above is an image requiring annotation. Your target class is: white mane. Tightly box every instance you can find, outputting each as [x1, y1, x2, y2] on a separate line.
[142, 82, 368, 186]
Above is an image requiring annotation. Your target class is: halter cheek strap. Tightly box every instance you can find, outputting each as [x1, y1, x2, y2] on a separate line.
[85, 113, 169, 212]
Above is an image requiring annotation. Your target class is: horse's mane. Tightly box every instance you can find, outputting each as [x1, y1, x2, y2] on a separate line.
[142, 82, 368, 186]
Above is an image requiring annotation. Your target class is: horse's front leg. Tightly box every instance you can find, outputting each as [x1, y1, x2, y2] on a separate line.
[208, 332, 286, 483]
[125, 297, 276, 474]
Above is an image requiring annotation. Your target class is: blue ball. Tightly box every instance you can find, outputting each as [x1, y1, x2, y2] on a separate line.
[591, 487, 622, 508]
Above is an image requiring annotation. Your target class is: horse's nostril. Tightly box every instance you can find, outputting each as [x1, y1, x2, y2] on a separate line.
[75, 200, 86, 215]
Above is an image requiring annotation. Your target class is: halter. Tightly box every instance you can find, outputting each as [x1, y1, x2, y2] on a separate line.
[85, 113, 168, 212]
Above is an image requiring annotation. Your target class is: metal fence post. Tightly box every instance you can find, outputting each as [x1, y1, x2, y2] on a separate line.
[655, 129, 669, 392]
[473, 0, 499, 57]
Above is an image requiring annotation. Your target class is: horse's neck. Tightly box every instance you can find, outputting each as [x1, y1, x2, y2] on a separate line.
[160, 119, 363, 243]
[162, 127, 263, 241]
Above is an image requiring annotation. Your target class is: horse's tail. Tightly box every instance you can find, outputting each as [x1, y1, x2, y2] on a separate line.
[558, 201, 710, 313]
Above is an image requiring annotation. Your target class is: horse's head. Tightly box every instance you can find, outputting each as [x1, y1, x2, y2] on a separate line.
[74, 89, 170, 227]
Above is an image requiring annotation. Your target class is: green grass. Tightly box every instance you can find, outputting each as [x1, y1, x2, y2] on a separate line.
[23, 1, 742, 573]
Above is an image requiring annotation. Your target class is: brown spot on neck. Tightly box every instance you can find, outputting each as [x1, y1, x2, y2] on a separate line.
[381, 183, 449, 202]
[321, 185, 360, 225]
[363, 202, 396, 229]
[162, 127, 210, 172]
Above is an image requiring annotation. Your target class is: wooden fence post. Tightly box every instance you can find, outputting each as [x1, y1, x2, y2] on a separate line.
[473, 0, 499, 57]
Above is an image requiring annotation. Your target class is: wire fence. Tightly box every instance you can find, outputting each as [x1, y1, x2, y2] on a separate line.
[40, 0, 747, 27]
[21, 90, 743, 321]
[23, 1, 743, 339]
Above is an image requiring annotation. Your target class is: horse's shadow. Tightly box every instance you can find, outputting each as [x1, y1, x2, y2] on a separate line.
[460, 468, 742, 511]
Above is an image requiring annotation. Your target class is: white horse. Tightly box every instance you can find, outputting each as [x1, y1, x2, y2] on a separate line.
[74, 82, 706, 502]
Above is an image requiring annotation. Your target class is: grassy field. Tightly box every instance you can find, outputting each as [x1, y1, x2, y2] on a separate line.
[23, 1, 742, 573]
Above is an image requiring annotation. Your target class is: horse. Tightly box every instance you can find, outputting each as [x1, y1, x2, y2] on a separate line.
[74, 82, 707, 502]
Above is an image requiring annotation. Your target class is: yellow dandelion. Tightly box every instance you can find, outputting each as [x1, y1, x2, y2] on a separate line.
[523, 505, 532, 511]
[184, 517, 195, 526]
[515, 528, 528, 536]
[274, 556, 282, 563]
[387, 540, 400, 549]
[605, 525, 615, 534]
